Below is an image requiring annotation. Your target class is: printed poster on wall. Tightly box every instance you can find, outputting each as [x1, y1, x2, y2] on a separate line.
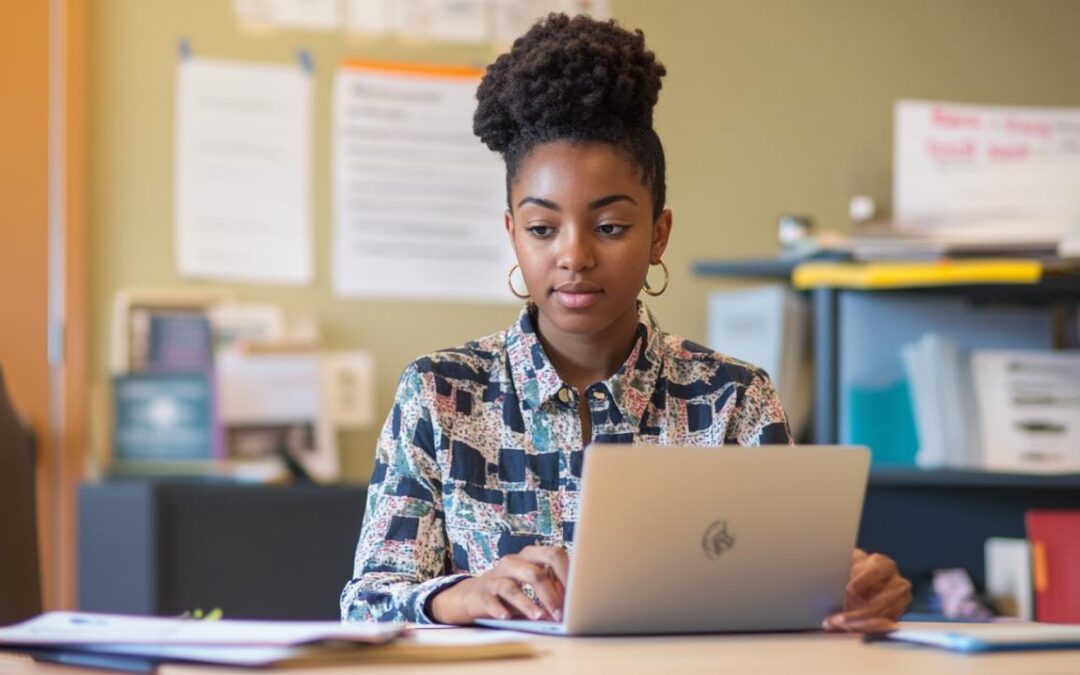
[175, 57, 313, 285]
[332, 60, 515, 302]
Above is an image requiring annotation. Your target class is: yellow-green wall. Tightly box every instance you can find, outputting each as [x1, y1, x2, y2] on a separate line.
[88, 0, 1080, 481]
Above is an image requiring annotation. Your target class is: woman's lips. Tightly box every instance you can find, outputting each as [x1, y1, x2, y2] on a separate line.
[553, 289, 602, 309]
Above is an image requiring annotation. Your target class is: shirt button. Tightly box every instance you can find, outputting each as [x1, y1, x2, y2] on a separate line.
[558, 387, 573, 404]
[591, 389, 607, 401]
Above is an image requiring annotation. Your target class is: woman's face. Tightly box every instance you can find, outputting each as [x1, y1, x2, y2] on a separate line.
[505, 141, 671, 341]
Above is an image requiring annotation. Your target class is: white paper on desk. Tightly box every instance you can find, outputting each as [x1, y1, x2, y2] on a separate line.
[175, 57, 313, 285]
[971, 350, 1080, 472]
[332, 62, 516, 302]
[894, 100, 1080, 244]
[0, 611, 402, 646]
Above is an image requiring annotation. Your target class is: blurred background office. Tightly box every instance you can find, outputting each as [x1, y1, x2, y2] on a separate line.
[3, 0, 1080, 622]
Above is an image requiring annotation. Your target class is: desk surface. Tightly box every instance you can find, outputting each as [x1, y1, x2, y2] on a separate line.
[3, 625, 1078, 674]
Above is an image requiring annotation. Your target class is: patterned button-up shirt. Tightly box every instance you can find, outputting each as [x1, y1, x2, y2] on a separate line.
[340, 302, 791, 623]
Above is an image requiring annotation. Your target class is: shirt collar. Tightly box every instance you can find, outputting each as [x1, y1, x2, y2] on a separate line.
[505, 302, 664, 427]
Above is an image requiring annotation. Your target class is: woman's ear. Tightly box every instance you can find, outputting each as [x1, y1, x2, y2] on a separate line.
[651, 208, 672, 263]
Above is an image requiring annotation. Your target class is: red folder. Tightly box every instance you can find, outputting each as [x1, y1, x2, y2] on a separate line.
[1026, 510, 1080, 623]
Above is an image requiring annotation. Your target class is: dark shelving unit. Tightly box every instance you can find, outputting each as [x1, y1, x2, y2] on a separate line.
[696, 256, 1080, 592]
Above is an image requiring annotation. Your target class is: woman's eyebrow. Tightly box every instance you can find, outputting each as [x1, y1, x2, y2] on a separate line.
[588, 194, 636, 209]
[517, 196, 561, 211]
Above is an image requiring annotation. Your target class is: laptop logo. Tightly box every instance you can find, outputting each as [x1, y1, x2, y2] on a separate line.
[702, 520, 735, 560]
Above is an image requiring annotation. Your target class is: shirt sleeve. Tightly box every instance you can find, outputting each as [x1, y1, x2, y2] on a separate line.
[340, 363, 469, 623]
[728, 369, 794, 446]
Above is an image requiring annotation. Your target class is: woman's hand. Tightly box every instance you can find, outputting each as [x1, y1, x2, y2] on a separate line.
[429, 545, 569, 625]
[823, 548, 912, 633]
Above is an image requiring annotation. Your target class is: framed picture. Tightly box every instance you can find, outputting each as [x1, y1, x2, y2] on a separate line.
[216, 348, 339, 483]
[110, 288, 234, 374]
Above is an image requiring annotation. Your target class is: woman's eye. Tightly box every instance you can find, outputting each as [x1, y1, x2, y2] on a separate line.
[527, 225, 553, 237]
[597, 223, 628, 235]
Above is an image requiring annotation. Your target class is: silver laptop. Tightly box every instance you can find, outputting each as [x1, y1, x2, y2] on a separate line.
[477, 444, 869, 636]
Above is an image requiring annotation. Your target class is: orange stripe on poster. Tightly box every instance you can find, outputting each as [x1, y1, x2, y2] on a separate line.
[340, 59, 484, 80]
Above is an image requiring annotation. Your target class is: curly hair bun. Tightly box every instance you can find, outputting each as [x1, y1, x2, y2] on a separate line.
[474, 13, 666, 154]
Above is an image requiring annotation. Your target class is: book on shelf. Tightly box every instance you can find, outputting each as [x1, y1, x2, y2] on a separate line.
[901, 334, 980, 469]
[1026, 510, 1080, 624]
[112, 372, 221, 474]
[839, 293, 1054, 468]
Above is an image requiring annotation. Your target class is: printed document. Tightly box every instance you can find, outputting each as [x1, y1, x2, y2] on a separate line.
[331, 61, 516, 302]
[175, 57, 313, 285]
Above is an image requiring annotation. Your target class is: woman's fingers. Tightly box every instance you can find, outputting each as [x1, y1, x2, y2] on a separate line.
[475, 592, 512, 621]
[846, 554, 898, 602]
[499, 557, 564, 620]
[493, 577, 549, 620]
[837, 578, 913, 623]
[521, 545, 571, 587]
[823, 613, 898, 634]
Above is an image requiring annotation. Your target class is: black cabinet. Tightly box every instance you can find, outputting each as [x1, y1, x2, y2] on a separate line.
[79, 481, 367, 620]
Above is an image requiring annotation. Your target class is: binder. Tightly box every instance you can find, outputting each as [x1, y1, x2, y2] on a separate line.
[1026, 510, 1080, 623]
[792, 259, 1042, 290]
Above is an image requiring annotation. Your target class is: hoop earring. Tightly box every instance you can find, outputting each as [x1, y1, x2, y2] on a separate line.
[643, 259, 669, 297]
[507, 264, 531, 300]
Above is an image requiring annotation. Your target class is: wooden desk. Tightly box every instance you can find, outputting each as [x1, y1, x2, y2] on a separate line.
[3, 625, 1078, 674]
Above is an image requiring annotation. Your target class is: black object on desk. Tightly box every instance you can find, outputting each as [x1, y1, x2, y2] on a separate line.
[78, 481, 367, 620]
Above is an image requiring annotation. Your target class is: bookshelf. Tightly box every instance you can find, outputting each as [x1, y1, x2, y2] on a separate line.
[695, 257, 1080, 445]
[696, 257, 1080, 594]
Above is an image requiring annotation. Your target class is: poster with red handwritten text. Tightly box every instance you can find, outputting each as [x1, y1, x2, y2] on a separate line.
[895, 100, 1080, 245]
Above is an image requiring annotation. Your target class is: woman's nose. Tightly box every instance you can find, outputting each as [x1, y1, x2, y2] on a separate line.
[557, 227, 595, 272]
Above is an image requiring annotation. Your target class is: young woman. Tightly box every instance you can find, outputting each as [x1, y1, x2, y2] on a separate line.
[341, 14, 911, 632]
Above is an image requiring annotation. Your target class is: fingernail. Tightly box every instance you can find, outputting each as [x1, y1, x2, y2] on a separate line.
[554, 609, 563, 622]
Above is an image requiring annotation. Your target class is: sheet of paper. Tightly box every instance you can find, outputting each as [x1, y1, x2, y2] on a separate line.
[344, 0, 394, 36]
[427, 0, 489, 43]
[0, 612, 402, 646]
[234, 0, 342, 30]
[894, 100, 1080, 244]
[332, 61, 516, 302]
[493, 0, 608, 44]
[175, 57, 313, 285]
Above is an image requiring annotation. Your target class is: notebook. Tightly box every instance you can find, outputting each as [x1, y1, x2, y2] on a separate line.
[870, 624, 1080, 653]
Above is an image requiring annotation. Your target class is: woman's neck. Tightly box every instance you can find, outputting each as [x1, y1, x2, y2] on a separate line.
[534, 304, 640, 391]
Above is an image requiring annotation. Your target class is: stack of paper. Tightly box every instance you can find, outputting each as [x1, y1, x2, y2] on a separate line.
[901, 334, 981, 468]
[0, 612, 534, 669]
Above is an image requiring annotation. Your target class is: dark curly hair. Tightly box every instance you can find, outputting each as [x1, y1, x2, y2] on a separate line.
[473, 13, 667, 219]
